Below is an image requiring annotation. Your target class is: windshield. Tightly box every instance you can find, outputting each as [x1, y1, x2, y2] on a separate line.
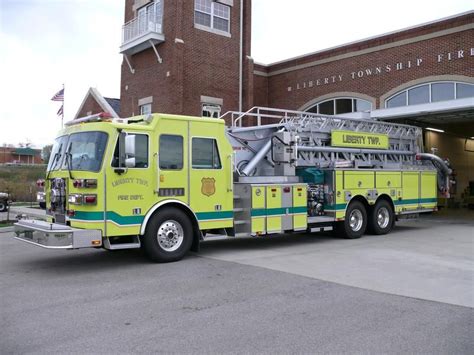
[63, 132, 108, 172]
[47, 132, 108, 172]
[47, 135, 68, 171]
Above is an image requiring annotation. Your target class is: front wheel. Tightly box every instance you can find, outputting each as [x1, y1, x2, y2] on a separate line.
[0, 201, 7, 212]
[368, 199, 394, 235]
[337, 200, 367, 239]
[143, 208, 193, 263]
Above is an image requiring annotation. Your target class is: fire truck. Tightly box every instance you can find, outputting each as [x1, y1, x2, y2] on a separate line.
[14, 107, 452, 262]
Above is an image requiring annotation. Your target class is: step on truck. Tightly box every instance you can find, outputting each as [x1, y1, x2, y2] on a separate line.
[14, 107, 452, 262]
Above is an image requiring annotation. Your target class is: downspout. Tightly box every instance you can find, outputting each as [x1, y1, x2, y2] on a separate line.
[239, 0, 243, 112]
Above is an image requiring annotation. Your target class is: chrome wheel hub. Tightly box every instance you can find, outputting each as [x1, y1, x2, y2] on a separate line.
[349, 209, 363, 232]
[377, 207, 390, 229]
[157, 220, 184, 252]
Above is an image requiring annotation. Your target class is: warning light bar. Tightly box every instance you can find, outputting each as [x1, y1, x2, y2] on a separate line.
[64, 112, 113, 127]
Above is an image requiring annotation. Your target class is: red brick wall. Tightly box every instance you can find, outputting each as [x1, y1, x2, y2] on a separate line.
[0, 148, 42, 164]
[76, 95, 104, 118]
[254, 12, 473, 111]
[121, 0, 253, 121]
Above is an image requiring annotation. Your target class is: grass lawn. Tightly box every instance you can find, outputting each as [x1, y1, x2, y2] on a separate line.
[0, 221, 14, 228]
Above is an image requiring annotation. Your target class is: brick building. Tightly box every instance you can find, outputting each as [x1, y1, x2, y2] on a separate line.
[0, 147, 43, 165]
[75, 87, 121, 119]
[117, 1, 473, 201]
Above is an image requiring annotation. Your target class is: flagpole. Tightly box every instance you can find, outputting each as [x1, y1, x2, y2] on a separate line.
[62, 83, 65, 129]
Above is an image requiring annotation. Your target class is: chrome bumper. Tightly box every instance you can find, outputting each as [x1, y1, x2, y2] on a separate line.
[14, 219, 102, 249]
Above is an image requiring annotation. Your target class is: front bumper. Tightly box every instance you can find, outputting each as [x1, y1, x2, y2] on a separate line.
[14, 219, 102, 249]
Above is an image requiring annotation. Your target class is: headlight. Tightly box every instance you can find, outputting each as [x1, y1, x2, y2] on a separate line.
[68, 194, 83, 205]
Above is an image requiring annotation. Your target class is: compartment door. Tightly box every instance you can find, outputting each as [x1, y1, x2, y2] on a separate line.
[266, 186, 282, 233]
[401, 172, 420, 209]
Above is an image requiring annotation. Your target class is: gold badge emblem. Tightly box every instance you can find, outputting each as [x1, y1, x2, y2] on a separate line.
[201, 177, 216, 197]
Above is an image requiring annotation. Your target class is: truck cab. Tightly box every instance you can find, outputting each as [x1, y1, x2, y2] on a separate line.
[15, 112, 234, 262]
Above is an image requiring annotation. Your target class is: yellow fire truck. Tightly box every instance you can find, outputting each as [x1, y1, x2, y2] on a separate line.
[14, 107, 452, 262]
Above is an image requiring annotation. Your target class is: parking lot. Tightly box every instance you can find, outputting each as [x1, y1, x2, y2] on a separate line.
[1, 211, 473, 353]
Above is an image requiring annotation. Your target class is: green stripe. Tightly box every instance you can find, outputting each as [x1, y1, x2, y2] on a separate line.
[325, 198, 437, 211]
[324, 203, 347, 211]
[291, 206, 307, 214]
[394, 198, 437, 205]
[71, 211, 144, 225]
[196, 211, 233, 221]
[251, 206, 307, 217]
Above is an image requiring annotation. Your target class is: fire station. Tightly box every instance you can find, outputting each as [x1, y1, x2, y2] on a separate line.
[76, 2, 473, 207]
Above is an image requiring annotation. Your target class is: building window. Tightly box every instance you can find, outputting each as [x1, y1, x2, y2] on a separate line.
[140, 103, 152, 115]
[192, 138, 221, 169]
[159, 135, 183, 170]
[306, 97, 372, 115]
[385, 81, 474, 108]
[202, 103, 221, 118]
[195, 0, 230, 34]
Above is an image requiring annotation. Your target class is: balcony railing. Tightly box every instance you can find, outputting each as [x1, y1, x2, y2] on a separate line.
[121, 1, 163, 53]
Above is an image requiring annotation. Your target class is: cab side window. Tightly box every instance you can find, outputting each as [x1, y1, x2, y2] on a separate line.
[192, 137, 221, 169]
[160, 135, 183, 170]
[133, 135, 149, 168]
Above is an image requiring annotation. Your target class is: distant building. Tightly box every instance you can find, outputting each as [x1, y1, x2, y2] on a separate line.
[0, 147, 43, 165]
[74, 87, 121, 119]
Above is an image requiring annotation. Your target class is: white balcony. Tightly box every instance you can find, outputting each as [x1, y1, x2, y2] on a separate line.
[120, 1, 165, 56]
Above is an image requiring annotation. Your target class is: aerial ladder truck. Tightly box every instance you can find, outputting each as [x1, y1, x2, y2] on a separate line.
[14, 107, 452, 262]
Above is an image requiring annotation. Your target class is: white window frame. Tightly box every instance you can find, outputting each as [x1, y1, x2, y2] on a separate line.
[140, 103, 152, 115]
[385, 81, 474, 108]
[194, 0, 231, 37]
[307, 97, 373, 115]
[201, 103, 221, 118]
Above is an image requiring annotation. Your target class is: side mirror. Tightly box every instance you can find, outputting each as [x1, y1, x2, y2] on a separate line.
[125, 135, 136, 157]
[125, 157, 136, 168]
[125, 135, 136, 168]
[115, 131, 136, 173]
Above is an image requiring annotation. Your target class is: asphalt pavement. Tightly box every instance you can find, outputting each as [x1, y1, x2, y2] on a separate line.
[1, 212, 473, 353]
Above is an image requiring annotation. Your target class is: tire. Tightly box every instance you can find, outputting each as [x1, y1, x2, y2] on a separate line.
[368, 199, 394, 235]
[337, 200, 367, 239]
[142, 207, 194, 263]
[0, 201, 6, 212]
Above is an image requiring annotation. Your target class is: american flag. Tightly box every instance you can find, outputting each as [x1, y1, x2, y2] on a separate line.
[51, 88, 64, 101]
[57, 104, 63, 116]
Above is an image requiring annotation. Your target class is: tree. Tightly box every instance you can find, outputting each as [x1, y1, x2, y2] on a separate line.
[42, 144, 53, 163]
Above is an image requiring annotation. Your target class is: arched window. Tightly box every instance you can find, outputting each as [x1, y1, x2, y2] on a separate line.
[385, 81, 474, 108]
[306, 97, 372, 115]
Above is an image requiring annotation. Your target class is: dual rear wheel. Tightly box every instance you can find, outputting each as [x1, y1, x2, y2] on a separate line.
[337, 199, 394, 239]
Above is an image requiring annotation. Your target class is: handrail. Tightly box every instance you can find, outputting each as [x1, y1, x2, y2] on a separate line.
[122, 1, 163, 45]
[223, 106, 420, 132]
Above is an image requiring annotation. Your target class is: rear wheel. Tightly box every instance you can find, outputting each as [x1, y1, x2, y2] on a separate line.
[0, 201, 7, 212]
[368, 199, 394, 235]
[337, 200, 367, 239]
[143, 208, 193, 263]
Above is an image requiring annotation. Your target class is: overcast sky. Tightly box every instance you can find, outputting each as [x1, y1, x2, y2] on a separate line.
[0, 0, 472, 147]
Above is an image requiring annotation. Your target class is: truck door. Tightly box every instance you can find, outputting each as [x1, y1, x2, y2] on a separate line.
[189, 120, 233, 230]
[156, 120, 189, 206]
[107, 131, 151, 237]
